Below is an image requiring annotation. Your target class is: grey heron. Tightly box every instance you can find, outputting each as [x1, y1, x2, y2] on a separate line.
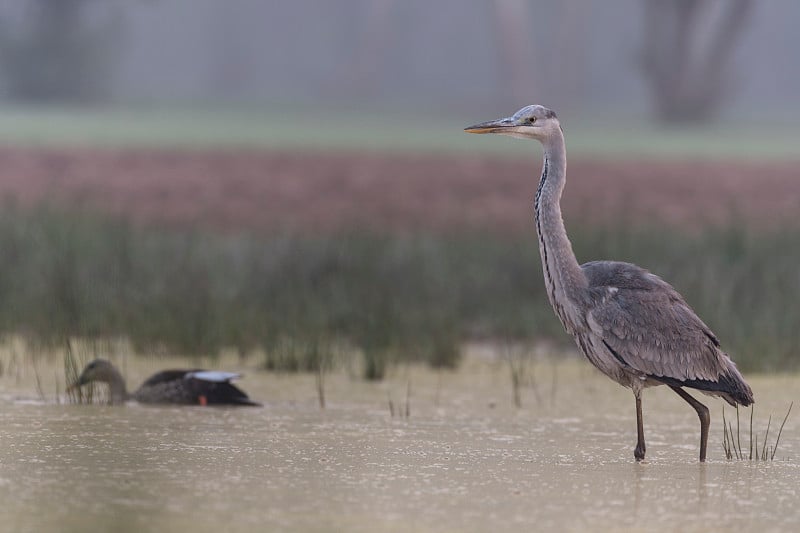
[465, 105, 753, 462]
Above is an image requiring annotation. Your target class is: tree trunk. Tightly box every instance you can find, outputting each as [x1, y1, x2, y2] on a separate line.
[640, 0, 752, 124]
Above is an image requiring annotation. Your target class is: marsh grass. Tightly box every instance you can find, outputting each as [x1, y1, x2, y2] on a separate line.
[32, 360, 45, 401]
[64, 340, 97, 404]
[722, 403, 793, 461]
[388, 380, 412, 419]
[501, 340, 543, 408]
[0, 206, 798, 378]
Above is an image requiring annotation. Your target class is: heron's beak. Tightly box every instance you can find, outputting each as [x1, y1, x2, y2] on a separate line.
[464, 117, 515, 134]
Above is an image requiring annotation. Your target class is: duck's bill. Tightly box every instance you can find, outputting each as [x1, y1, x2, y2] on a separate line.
[66, 376, 87, 391]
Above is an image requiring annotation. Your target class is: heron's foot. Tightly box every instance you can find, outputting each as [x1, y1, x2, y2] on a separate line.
[634, 444, 646, 462]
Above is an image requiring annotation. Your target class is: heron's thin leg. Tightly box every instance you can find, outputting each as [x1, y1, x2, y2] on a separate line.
[669, 386, 710, 462]
[634, 391, 646, 461]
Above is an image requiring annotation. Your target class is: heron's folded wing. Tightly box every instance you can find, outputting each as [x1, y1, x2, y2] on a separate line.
[586, 284, 727, 382]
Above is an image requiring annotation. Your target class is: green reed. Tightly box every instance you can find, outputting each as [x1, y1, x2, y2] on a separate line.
[0, 206, 798, 379]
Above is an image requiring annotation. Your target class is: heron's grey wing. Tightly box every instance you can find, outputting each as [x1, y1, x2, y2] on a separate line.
[582, 261, 727, 382]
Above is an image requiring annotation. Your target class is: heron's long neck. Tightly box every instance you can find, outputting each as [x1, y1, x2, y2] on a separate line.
[535, 132, 587, 327]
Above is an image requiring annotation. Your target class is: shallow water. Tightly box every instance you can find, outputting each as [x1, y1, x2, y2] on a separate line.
[0, 351, 797, 532]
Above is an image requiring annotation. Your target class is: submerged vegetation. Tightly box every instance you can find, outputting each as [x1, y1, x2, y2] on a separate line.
[0, 206, 798, 378]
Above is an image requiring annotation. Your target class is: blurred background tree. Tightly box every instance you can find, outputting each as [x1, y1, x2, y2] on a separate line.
[0, 0, 784, 124]
[0, 0, 124, 103]
[640, 0, 753, 123]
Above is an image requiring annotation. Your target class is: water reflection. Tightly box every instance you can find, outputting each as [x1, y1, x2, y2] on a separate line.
[0, 357, 797, 532]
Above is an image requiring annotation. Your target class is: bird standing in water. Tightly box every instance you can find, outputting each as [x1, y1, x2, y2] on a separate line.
[69, 359, 260, 406]
[465, 105, 753, 462]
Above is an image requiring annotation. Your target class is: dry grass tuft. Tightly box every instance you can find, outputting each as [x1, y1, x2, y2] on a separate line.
[723, 402, 793, 461]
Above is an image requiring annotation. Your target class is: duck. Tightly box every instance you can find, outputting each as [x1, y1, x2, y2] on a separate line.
[68, 358, 261, 406]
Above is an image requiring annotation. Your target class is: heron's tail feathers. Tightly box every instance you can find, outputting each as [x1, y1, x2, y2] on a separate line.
[717, 369, 754, 407]
[654, 367, 753, 407]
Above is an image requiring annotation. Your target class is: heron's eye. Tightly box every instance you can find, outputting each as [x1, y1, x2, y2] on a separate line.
[528, 117, 537, 124]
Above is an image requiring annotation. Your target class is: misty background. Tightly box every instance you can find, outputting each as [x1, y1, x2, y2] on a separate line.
[0, 0, 795, 123]
[0, 0, 796, 378]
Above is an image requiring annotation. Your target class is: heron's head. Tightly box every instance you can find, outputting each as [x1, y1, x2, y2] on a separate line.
[68, 358, 116, 390]
[464, 105, 560, 142]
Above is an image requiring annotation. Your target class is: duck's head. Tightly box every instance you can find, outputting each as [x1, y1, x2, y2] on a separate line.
[68, 358, 118, 389]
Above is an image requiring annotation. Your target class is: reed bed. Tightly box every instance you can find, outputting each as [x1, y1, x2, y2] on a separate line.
[0, 206, 797, 379]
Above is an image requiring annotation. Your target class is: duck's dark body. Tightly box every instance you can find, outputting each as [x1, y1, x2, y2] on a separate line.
[70, 359, 261, 406]
[134, 369, 260, 406]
